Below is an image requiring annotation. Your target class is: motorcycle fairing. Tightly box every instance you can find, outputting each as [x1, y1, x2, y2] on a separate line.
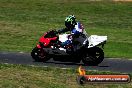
[37, 33, 58, 48]
[59, 34, 70, 42]
[88, 35, 107, 48]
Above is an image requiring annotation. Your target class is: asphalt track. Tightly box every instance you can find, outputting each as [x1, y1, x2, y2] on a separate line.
[0, 52, 132, 73]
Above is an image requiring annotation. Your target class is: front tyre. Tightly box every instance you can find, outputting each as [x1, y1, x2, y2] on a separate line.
[82, 47, 104, 66]
[31, 47, 50, 62]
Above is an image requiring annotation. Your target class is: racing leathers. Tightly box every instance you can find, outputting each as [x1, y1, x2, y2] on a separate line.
[56, 22, 84, 50]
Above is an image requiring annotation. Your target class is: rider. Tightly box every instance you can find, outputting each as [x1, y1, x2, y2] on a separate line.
[56, 15, 84, 48]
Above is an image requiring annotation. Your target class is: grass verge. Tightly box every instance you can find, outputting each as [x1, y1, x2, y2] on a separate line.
[0, 63, 132, 88]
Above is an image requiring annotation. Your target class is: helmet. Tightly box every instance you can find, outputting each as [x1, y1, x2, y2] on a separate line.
[65, 15, 76, 29]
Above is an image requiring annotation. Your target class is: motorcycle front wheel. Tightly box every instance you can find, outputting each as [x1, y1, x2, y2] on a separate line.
[31, 47, 50, 62]
[82, 47, 104, 66]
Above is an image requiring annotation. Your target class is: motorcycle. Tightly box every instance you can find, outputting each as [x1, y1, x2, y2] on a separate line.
[31, 29, 107, 66]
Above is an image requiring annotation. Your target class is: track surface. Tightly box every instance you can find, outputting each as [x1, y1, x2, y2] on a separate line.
[0, 52, 132, 73]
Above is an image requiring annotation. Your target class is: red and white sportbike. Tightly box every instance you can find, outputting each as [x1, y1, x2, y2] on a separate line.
[31, 28, 107, 66]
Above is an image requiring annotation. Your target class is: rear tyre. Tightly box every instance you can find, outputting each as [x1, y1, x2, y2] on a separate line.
[82, 47, 104, 66]
[31, 47, 50, 62]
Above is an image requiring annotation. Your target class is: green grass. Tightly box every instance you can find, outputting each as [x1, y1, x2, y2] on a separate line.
[0, 0, 132, 58]
[0, 63, 132, 88]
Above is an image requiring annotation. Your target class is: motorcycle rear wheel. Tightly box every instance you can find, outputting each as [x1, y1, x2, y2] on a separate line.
[82, 47, 104, 66]
[31, 47, 50, 62]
